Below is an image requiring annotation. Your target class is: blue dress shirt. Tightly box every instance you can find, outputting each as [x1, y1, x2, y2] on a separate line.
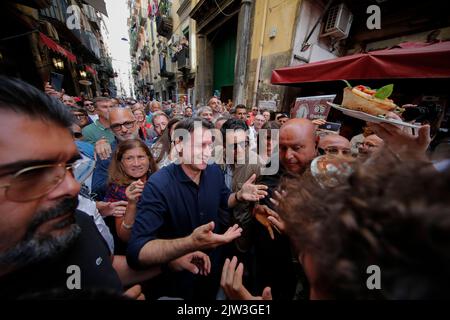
[127, 163, 232, 299]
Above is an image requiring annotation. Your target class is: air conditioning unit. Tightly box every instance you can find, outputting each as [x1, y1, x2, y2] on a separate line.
[320, 3, 353, 39]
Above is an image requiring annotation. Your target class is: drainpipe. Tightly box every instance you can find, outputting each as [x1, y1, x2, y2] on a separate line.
[252, 0, 269, 107]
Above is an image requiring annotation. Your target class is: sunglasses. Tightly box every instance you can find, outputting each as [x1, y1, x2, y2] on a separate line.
[73, 132, 83, 139]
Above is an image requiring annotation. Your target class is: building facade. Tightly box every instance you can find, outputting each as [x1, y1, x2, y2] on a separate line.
[0, 0, 115, 97]
[127, 0, 450, 110]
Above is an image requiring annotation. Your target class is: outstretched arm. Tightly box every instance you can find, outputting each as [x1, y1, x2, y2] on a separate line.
[137, 221, 242, 266]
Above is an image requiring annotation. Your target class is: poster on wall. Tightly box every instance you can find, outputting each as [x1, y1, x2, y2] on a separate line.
[258, 100, 277, 111]
[291, 95, 336, 120]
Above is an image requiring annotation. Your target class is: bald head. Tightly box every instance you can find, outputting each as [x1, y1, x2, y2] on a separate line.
[109, 107, 139, 142]
[279, 118, 317, 174]
[318, 134, 352, 158]
[281, 118, 317, 142]
[319, 134, 351, 150]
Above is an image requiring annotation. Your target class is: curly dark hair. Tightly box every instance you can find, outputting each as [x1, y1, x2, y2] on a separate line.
[279, 151, 450, 299]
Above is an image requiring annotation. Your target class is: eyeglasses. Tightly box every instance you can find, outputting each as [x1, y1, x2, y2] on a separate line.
[110, 120, 136, 132]
[84, 103, 93, 107]
[318, 147, 352, 157]
[356, 142, 378, 149]
[0, 158, 93, 202]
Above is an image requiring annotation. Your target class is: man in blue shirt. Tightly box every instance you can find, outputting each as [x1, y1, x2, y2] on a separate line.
[127, 118, 268, 299]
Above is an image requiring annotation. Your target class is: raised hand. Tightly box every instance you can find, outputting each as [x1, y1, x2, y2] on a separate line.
[125, 179, 145, 203]
[268, 190, 287, 234]
[168, 251, 211, 276]
[97, 200, 128, 217]
[95, 137, 112, 160]
[44, 82, 64, 100]
[367, 112, 431, 158]
[221, 257, 272, 300]
[312, 118, 327, 127]
[238, 174, 268, 202]
[252, 204, 282, 240]
[190, 221, 242, 250]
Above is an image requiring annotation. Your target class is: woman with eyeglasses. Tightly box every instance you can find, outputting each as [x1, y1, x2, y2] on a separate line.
[104, 139, 158, 254]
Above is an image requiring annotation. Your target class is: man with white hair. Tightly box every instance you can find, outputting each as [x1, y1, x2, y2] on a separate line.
[91, 107, 141, 200]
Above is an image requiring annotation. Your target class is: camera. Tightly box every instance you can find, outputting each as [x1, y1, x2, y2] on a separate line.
[401, 103, 443, 123]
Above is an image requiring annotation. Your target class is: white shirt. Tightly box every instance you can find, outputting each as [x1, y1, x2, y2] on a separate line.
[88, 114, 99, 122]
[249, 126, 258, 152]
[77, 195, 115, 254]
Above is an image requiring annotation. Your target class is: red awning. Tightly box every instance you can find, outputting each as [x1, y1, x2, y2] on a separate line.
[39, 32, 77, 63]
[85, 65, 97, 75]
[271, 41, 450, 85]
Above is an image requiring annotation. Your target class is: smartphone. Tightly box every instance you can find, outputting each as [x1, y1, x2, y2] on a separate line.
[318, 121, 342, 133]
[50, 72, 64, 92]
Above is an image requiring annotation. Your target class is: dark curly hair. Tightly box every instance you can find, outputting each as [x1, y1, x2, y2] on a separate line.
[279, 151, 450, 299]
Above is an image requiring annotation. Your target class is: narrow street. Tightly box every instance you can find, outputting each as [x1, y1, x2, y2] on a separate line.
[0, 0, 449, 311]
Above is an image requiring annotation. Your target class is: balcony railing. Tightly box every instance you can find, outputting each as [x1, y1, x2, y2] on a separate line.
[156, 16, 173, 38]
[39, 0, 68, 24]
[175, 45, 190, 71]
[83, 4, 100, 29]
[72, 29, 101, 59]
[97, 57, 114, 78]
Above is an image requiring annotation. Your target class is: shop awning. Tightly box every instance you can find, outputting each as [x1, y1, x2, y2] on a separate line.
[85, 65, 97, 75]
[39, 32, 77, 63]
[271, 41, 450, 85]
[82, 0, 108, 17]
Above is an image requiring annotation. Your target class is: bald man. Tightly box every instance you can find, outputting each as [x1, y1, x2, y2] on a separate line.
[251, 118, 317, 300]
[358, 134, 384, 159]
[318, 134, 352, 158]
[279, 118, 318, 175]
[92, 108, 142, 199]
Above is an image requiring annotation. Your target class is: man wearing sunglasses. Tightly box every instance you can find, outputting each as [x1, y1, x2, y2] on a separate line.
[83, 99, 98, 122]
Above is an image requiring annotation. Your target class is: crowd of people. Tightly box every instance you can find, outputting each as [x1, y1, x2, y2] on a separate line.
[0, 75, 449, 300]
